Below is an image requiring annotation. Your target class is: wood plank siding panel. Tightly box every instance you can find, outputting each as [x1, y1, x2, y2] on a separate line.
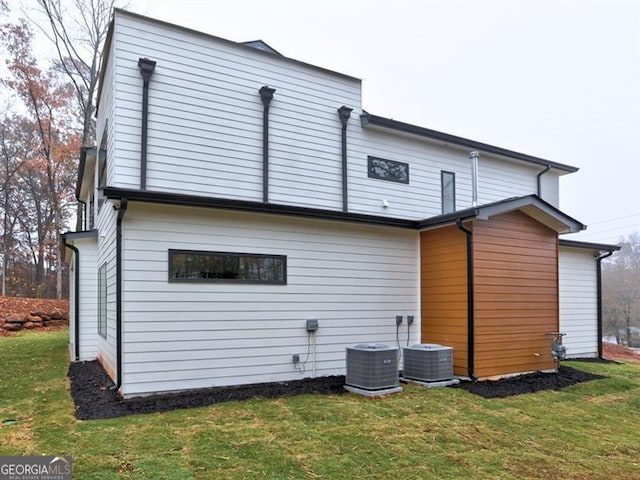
[420, 226, 468, 375]
[559, 246, 598, 358]
[473, 211, 558, 378]
[112, 14, 360, 209]
[120, 203, 419, 396]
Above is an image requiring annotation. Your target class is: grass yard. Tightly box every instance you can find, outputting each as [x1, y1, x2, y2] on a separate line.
[1, 330, 639, 479]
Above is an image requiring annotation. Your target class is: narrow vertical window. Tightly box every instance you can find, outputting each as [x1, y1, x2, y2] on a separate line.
[441, 171, 456, 214]
[98, 262, 107, 339]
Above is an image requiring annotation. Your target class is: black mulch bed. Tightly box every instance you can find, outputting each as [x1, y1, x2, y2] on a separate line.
[68, 360, 346, 420]
[69, 362, 607, 419]
[454, 365, 606, 399]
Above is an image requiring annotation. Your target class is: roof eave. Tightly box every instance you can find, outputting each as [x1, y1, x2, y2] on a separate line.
[559, 239, 621, 252]
[102, 187, 419, 229]
[418, 195, 585, 233]
[361, 112, 579, 174]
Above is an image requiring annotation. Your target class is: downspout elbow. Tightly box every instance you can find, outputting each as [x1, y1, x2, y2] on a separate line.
[456, 218, 477, 381]
[536, 165, 551, 198]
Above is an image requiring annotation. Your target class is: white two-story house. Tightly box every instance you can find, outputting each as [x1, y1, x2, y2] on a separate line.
[63, 9, 618, 397]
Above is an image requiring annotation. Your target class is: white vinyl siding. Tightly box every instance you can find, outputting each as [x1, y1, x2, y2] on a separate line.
[120, 203, 419, 396]
[111, 13, 360, 209]
[95, 202, 118, 377]
[559, 246, 598, 358]
[349, 129, 549, 219]
[68, 237, 98, 361]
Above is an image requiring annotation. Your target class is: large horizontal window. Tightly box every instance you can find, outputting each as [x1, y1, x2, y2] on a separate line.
[169, 250, 287, 284]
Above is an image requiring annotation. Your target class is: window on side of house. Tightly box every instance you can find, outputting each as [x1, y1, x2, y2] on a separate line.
[169, 250, 287, 284]
[367, 156, 410, 184]
[441, 171, 456, 214]
[98, 262, 107, 339]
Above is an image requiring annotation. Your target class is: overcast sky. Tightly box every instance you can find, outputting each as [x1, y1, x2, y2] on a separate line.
[13, 0, 637, 244]
[128, 0, 639, 245]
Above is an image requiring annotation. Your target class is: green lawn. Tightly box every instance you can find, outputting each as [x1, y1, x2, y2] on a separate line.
[1, 330, 639, 479]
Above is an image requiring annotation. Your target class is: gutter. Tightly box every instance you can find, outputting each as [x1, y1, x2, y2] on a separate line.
[138, 58, 157, 190]
[596, 249, 616, 359]
[61, 236, 80, 362]
[110, 198, 128, 392]
[536, 165, 551, 198]
[456, 217, 477, 381]
[361, 112, 579, 173]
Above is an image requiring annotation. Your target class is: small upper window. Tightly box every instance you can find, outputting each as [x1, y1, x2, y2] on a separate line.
[98, 123, 108, 189]
[169, 250, 287, 284]
[97, 262, 107, 339]
[441, 171, 456, 214]
[367, 156, 409, 184]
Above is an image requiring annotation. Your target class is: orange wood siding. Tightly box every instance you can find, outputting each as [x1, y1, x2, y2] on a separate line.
[472, 211, 559, 378]
[420, 226, 468, 375]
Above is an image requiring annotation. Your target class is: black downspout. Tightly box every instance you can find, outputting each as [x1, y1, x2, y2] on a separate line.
[596, 249, 615, 359]
[62, 237, 80, 362]
[138, 58, 156, 190]
[536, 165, 551, 197]
[259, 86, 276, 203]
[110, 198, 128, 392]
[338, 106, 353, 213]
[456, 218, 477, 381]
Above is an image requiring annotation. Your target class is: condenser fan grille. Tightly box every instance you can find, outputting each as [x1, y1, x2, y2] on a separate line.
[345, 343, 399, 390]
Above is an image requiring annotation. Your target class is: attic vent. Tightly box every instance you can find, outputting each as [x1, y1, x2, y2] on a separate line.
[345, 344, 399, 390]
[402, 344, 454, 382]
[241, 40, 282, 55]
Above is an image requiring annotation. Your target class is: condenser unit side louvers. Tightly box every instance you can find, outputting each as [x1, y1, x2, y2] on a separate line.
[403, 343, 454, 382]
[346, 343, 399, 390]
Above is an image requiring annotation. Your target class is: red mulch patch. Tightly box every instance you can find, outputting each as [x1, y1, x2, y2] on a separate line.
[603, 342, 640, 362]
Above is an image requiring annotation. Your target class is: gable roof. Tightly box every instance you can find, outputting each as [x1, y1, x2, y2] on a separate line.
[361, 112, 579, 174]
[418, 195, 586, 234]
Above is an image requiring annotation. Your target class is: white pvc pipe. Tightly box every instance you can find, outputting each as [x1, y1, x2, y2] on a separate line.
[470, 151, 479, 207]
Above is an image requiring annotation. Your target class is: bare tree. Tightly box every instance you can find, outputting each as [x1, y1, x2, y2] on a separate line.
[32, 0, 116, 146]
[603, 232, 640, 345]
[27, 0, 120, 231]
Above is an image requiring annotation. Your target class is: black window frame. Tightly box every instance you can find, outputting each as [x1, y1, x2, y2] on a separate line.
[168, 249, 287, 285]
[97, 262, 107, 339]
[441, 170, 456, 214]
[367, 156, 410, 184]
